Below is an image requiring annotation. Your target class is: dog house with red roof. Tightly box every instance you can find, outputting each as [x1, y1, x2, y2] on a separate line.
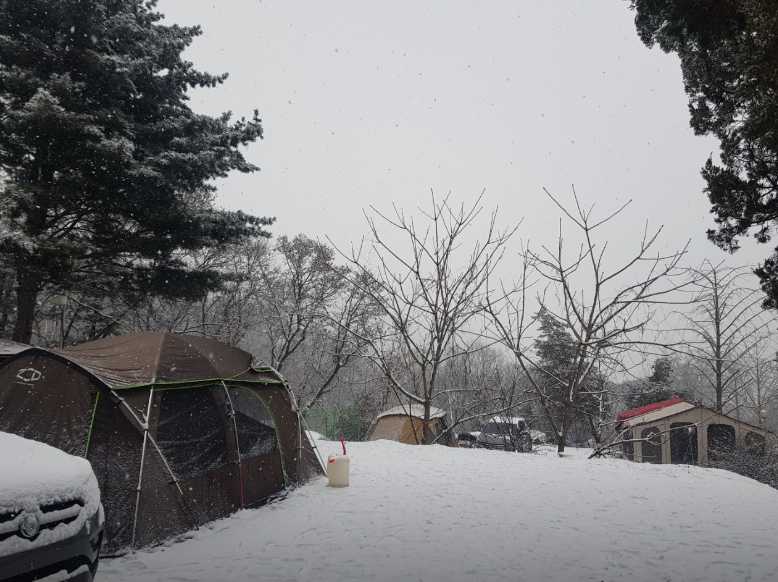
[615, 397, 772, 465]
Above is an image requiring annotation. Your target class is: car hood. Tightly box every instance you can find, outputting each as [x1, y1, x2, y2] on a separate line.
[0, 432, 96, 509]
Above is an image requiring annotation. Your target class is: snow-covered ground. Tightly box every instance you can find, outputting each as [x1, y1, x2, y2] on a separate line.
[101, 439, 778, 582]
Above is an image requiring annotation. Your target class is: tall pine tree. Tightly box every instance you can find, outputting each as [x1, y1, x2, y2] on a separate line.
[0, 0, 272, 342]
[630, 1, 778, 307]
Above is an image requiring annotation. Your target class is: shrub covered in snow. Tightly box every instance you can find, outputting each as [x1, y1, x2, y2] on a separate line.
[709, 443, 778, 490]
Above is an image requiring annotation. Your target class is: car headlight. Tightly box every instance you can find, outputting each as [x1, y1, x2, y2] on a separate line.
[85, 505, 103, 544]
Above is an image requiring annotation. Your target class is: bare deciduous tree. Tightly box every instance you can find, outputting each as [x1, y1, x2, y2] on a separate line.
[250, 235, 345, 370]
[31, 234, 377, 413]
[734, 333, 778, 427]
[289, 271, 378, 411]
[239, 235, 376, 411]
[487, 188, 688, 453]
[434, 344, 534, 443]
[673, 262, 775, 412]
[335, 193, 516, 443]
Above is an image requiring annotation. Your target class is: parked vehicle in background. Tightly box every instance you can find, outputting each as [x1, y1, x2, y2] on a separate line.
[476, 417, 532, 452]
[455, 431, 478, 448]
[0, 432, 103, 582]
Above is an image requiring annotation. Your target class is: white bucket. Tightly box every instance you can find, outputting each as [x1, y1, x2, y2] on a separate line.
[327, 454, 350, 487]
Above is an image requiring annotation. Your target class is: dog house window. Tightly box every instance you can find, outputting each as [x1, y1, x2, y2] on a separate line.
[228, 388, 278, 458]
[157, 388, 228, 479]
[670, 423, 698, 464]
[622, 430, 634, 460]
[745, 431, 766, 456]
[707, 424, 736, 461]
[640, 426, 662, 464]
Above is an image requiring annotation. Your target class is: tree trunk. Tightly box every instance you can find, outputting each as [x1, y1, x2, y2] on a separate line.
[715, 359, 723, 412]
[557, 409, 568, 454]
[586, 414, 602, 445]
[12, 271, 40, 344]
[0, 273, 12, 336]
[422, 399, 432, 444]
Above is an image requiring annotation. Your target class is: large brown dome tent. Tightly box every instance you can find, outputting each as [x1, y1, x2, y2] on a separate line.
[0, 332, 324, 552]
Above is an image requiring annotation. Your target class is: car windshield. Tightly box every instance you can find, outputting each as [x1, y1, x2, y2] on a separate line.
[482, 422, 522, 436]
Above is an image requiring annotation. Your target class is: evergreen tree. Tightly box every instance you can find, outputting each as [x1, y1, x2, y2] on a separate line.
[630, 0, 778, 306]
[534, 309, 577, 404]
[0, 0, 272, 342]
[625, 357, 680, 409]
[533, 308, 607, 445]
[648, 357, 672, 385]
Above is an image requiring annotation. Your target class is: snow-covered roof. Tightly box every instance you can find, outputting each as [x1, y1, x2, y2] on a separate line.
[618, 401, 696, 428]
[616, 397, 685, 422]
[0, 339, 28, 358]
[376, 404, 446, 420]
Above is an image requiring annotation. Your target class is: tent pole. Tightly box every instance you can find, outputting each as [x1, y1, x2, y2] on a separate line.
[264, 367, 295, 484]
[297, 411, 326, 473]
[111, 389, 198, 534]
[111, 391, 186, 496]
[131, 388, 154, 548]
[143, 432, 200, 531]
[279, 376, 302, 481]
[276, 373, 325, 477]
[221, 381, 245, 508]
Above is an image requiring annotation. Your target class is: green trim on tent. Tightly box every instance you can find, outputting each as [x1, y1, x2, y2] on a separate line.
[84, 391, 100, 457]
[111, 377, 286, 391]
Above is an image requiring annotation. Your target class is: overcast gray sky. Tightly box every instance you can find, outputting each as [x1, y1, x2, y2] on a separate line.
[159, 0, 764, 274]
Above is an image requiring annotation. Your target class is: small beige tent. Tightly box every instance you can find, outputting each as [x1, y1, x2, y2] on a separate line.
[367, 404, 451, 445]
[615, 398, 771, 465]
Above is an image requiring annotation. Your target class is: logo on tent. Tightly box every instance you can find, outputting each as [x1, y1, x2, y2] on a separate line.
[16, 368, 42, 384]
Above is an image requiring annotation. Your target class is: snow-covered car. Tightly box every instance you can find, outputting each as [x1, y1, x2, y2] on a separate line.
[455, 431, 478, 448]
[0, 432, 103, 581]
[476, 417, 532, 452]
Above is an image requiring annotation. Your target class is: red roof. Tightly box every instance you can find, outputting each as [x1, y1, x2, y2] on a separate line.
[616, 397, 685, 422]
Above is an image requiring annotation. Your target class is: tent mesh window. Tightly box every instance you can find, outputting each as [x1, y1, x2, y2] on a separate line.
[156, 388, 228, 479]
[228, 387, 278, 458]
[90, 395, 144, 550]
